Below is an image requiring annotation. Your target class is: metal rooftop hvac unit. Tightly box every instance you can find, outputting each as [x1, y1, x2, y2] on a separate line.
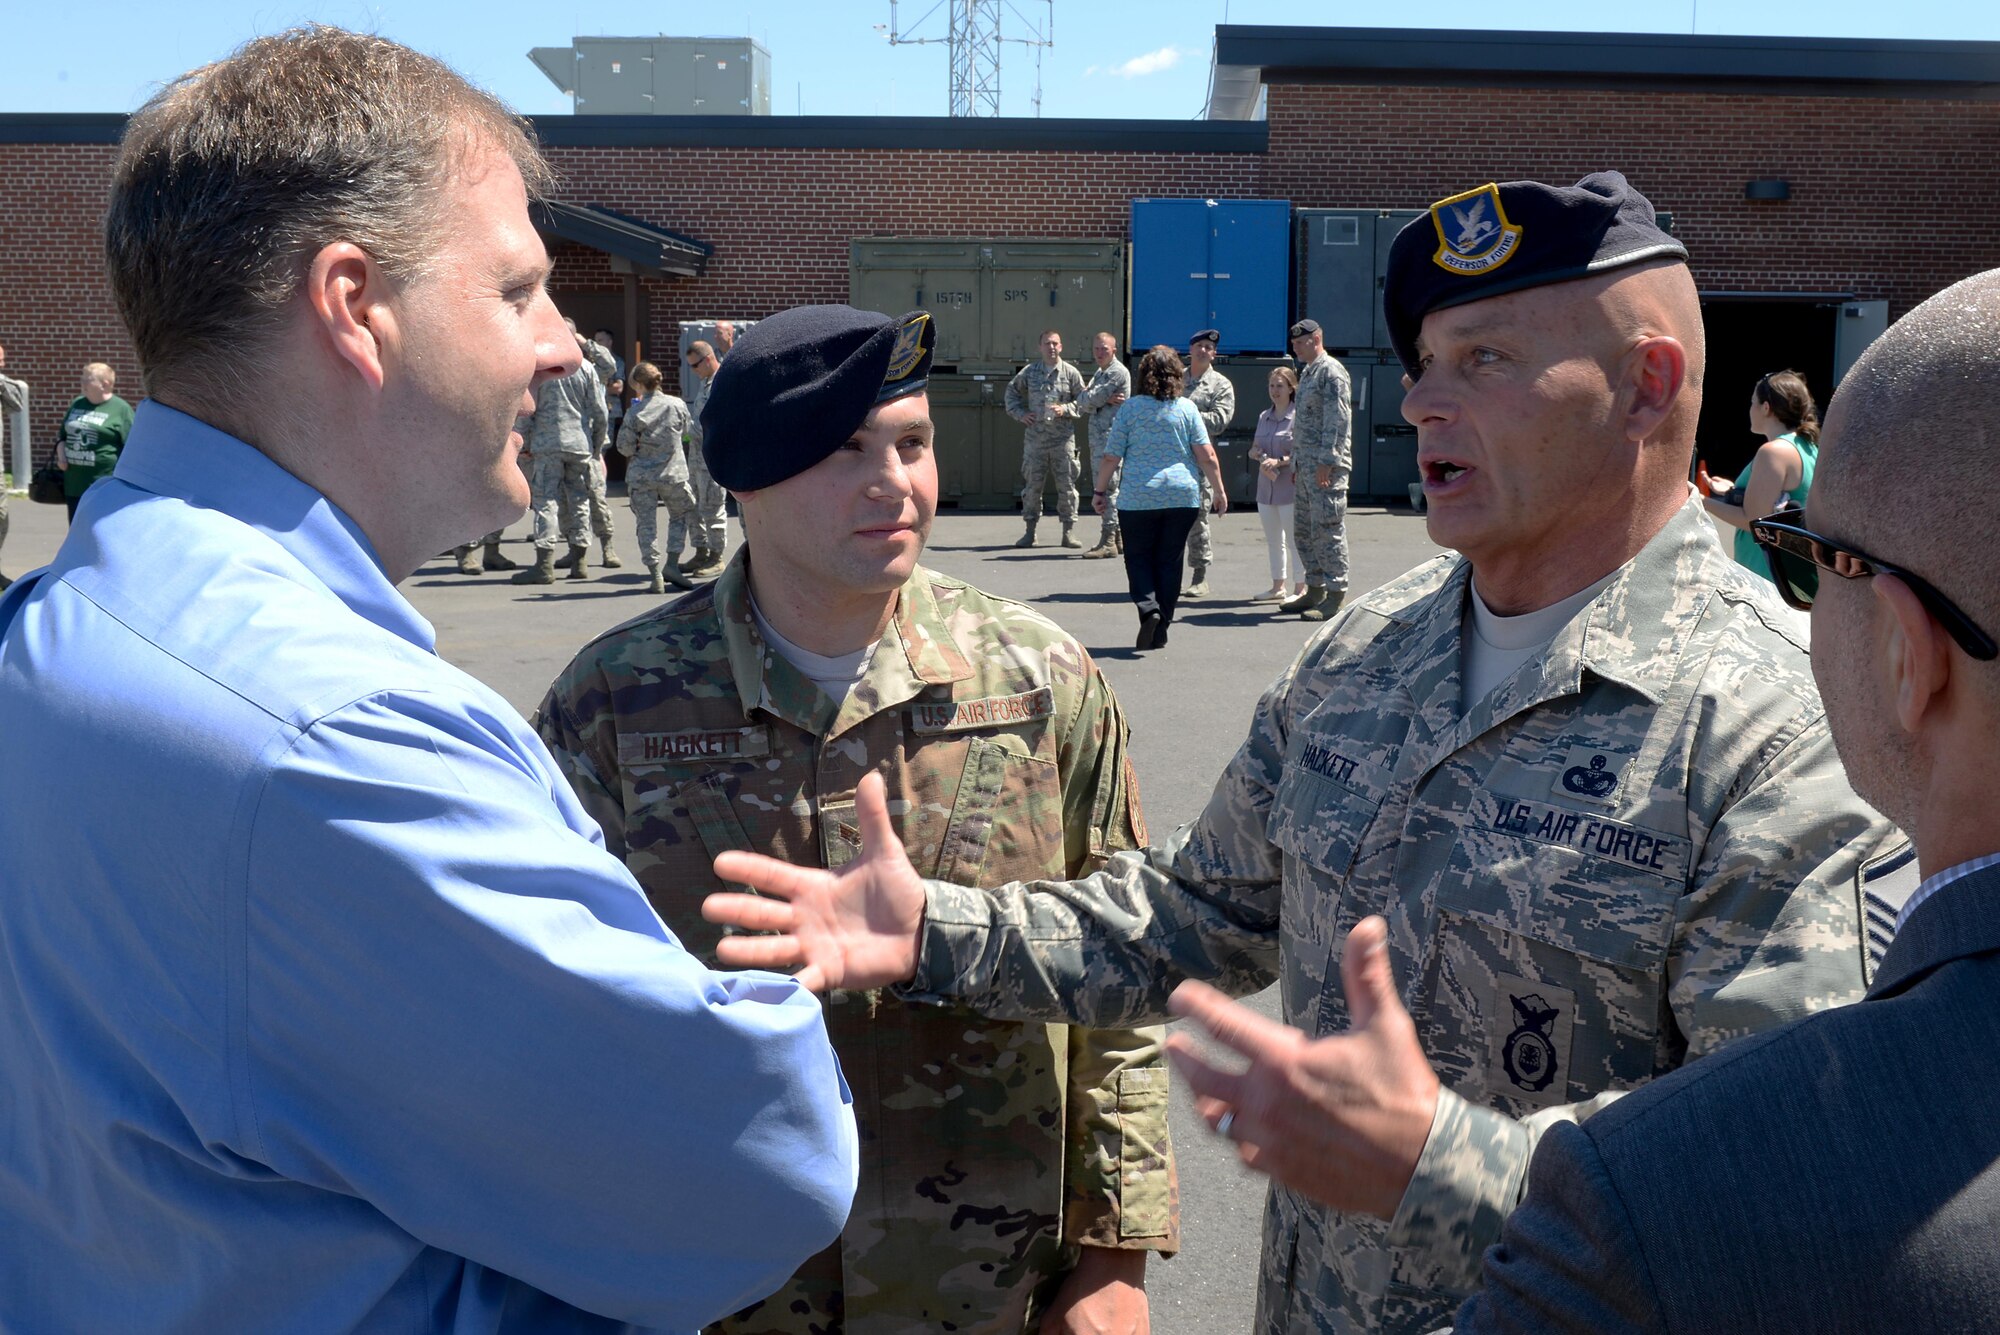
[529, 37, 772, 115]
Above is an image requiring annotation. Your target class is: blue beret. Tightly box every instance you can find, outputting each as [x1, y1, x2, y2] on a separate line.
[1189, 329, 1221, 346]
[1383, 171, 1687, 375]
[700, 305, 935, 491]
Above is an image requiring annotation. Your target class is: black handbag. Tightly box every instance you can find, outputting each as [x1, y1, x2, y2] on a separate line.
[28, 465, 64, 505]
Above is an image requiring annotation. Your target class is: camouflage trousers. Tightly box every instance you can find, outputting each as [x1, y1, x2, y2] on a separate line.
[1187, 477, 1213, 568]
[526, 455, 592, 552]
[1087, 439, 1120, 543]
[1292, 466, 1350, 591]
[629, 478, 699, 571]
[671, 440, 728, 556]
[1021, 438, 1079, 525]
[561, 454, 614, 545]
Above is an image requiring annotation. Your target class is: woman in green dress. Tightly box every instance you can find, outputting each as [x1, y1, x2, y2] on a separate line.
[1703, 369, 1819, 581]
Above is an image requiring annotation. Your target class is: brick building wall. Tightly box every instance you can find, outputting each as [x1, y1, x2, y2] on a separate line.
[541, 144, 1265, 376]
[1261, 82, 2000, 315]
[0, 142, 130, 464]
[5, 78, 1999, 460]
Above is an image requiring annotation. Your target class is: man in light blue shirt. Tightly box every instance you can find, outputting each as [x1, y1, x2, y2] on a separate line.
[0, 27, 855, 1334]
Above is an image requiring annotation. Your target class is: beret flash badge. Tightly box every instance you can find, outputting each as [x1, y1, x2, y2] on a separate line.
[884, 313, 931, 381]
[1430, 183, 1523, 276]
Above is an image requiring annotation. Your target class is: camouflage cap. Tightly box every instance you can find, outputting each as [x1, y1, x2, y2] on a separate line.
[700, 304, 935, 491]
[1384, 171, 1687, 374]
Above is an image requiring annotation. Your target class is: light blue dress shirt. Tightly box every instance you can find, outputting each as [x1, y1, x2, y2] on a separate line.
[0, 403, 856, 1333]
[1104, 395, 1204, 510]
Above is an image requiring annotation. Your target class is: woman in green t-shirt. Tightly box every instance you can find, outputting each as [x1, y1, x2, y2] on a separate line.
[1702, 369, 1820, 581]
[56, 362, 134, 523]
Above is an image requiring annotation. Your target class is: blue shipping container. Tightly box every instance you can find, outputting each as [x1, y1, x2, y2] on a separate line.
[1130, 198, 1291, 355]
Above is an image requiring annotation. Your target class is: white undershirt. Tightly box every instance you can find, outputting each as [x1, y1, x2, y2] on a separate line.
[750, 597, 878, 702]
[1460, 571, 1620, 710]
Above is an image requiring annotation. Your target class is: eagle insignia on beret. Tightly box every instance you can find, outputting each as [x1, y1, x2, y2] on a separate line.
[884, 313, 931, 380]
[1430, 183, 1523, 276]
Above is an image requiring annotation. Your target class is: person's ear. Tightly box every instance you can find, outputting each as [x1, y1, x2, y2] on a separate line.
[1876, 573, 1952, 734]
[1621, 336, 1687, 444]
[302, 242, 393, 392]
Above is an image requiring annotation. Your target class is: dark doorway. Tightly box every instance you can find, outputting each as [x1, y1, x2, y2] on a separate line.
[1695, 297, 1839, 486]
[553, 290, 650, 485]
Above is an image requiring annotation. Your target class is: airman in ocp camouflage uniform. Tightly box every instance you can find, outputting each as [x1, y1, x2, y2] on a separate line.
[699, 178, 1908, 1335]
[1181, 330, 1236, 597]
[1281, 319, 1353, 621]
[538, 305, 1178, 1335]
[1004, 331, 1088, 549]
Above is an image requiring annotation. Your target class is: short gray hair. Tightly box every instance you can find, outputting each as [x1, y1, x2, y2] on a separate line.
[105, 25, 552, 418]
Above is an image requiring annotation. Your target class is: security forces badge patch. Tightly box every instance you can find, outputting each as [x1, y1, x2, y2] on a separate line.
[1487, 972, 1576, 1108]
[882, 312, 932, 387]
[1430, 183, 1523, 276]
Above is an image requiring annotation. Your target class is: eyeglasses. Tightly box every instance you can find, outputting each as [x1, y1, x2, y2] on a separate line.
[1750, 513, 1998, 660]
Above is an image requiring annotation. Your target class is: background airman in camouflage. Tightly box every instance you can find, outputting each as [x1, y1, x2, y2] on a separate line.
[1005, 330, 1089, 549]
[1077, 332, 1132, 558]
[567, 324, 622, 571]
[699, 176, 1907, 1335]
[1180, 330, 1236, 597]
[615, 360, 698, 594]
[509, 357, 604, 585]
[678, 339, 729, 578]
[538, 305, 1177, 1334]
[1281, 319, 1354, 621]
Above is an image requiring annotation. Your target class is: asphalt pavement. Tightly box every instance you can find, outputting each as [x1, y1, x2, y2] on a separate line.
[1, 490, 1446, 1331]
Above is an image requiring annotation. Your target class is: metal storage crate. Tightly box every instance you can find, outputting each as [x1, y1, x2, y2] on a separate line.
[848, 238, 1125, 371]
[1130, 199, 1292, 355]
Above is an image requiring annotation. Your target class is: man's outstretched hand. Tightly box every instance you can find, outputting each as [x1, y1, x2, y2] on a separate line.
[702, 770, 929, 993]
[1164, 915, 1440, 1219]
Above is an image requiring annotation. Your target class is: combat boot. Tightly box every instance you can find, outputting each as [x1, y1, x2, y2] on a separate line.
[1060, 524, 1082, 550]
[597, 538, 622, 569]
[481, 539, 519, 571]
[565, 544, 592, 581]
[661, 556, 696, 590]
[455, 545, 482, 575]
[694, 549, 728, 578]
[1082, 530, 1118, 558]
[645, 565, 667, 595]
[554, 546, 582, 571]
[1185, 563, 1210, 598]
[1299, 590, 1347, 623]
[1014, 519, 1038, 549]
[1278, 583, 1327, 615]
[511, 548, 557, 585]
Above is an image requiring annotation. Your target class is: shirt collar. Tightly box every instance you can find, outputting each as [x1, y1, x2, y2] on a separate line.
[110, 401, 436, 652]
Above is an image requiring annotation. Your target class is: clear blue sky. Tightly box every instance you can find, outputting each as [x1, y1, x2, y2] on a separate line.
[4, 0, 1995, 119]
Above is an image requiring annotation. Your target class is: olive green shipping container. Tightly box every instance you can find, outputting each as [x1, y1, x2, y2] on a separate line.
[849, 238, 1127, 371]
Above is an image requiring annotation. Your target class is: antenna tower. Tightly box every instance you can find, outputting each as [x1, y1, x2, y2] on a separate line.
[883, 1, 1053, 117]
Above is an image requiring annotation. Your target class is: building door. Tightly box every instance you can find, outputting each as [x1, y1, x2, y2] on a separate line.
[1694, 297, 1840, 486]
[554, 291, 649, 484]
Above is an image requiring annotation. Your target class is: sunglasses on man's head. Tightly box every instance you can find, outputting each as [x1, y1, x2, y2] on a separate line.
[1749, 513, 1999, 661]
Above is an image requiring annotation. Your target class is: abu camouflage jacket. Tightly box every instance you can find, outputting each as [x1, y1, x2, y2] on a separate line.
[536, 558, 1178, 1335]
[902, 496, 1903, 1333]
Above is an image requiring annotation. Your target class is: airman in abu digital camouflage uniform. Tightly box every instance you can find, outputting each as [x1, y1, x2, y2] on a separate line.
[699, 177, 1908, 1335]
[1280, 318, 1353, 621]
[615, 360, 698, 594]
[1004, 331, 1088, 549]
[537, 305, 1177, 1335]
